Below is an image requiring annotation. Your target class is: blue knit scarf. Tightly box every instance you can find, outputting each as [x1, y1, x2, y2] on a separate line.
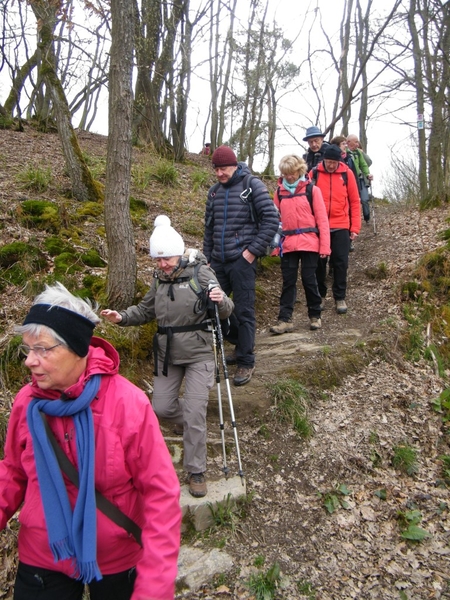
[27, 375, 102, 583]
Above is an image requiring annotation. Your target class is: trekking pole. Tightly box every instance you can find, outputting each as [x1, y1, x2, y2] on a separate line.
[208, 284, 245, 483]
[210, 309, 229, 478]
[369, 184, 377, 235]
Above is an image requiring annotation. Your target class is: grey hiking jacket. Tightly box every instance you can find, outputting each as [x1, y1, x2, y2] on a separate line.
[203, 163, 278, 263]
[118, 249, 233, 365]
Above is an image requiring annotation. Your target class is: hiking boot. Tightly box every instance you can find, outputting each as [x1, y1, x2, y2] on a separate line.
[188, 472, 207, 498]
[309, 317, 322, 330]
[233, 366, 255, 387]
[225, 347, 237, 365]
[335, 300, 348, 314]
[270, 320, 295, 335]
[173, 423, 184, 436]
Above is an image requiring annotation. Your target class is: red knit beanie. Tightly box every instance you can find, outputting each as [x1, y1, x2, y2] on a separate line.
[212, 145, 238, 168]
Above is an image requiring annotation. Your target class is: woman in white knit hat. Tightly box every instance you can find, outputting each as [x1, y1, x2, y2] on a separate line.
[102, 216, 233, 498]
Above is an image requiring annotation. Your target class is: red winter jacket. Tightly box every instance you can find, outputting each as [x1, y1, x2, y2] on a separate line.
[273, 178, 331, 256]
[308, 162, 361, 234]
[0, 337, 181, 600]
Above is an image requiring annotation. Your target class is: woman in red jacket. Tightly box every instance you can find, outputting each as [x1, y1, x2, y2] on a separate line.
[0, 282, 181, 600]
[309, 144, 361, 314]
[270, 155, 330, 332]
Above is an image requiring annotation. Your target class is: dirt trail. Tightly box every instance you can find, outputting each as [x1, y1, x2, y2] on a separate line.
[180, 203, 450, 600]
[213, 206, 399, 420]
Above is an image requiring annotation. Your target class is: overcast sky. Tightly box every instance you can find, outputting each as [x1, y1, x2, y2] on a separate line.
[181, 0, 418, 196]
[0, 0, 418, 197]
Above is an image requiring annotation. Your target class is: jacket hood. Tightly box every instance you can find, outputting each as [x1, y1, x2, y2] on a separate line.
[26, 336, 120, 400]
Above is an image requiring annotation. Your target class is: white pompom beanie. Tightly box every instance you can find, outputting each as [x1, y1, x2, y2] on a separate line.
[149, 215, 185, 258]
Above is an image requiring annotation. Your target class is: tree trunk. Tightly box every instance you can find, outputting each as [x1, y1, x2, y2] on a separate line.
[356, 0, 372, 150]
[30, 1, 101, 202]
[105, 0, 137, 309]
[407, 0, 429, 203]
[4, 50, 39, 118]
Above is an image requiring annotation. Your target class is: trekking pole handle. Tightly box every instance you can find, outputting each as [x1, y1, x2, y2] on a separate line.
[208, 281, 220, 302]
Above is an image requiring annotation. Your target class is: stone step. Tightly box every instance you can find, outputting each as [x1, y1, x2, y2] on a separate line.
[163, 432, 246, 532]
[180, 474, 246, 531]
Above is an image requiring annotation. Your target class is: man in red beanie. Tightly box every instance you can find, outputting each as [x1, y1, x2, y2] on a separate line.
[203, 145, 278, 386]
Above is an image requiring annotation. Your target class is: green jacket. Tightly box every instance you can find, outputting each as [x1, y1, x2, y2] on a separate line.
[348, 148, 370, 179]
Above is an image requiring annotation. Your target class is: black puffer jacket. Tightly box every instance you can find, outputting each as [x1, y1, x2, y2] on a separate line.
[303, 141, 330, 171]
[203, 163, 278, 263]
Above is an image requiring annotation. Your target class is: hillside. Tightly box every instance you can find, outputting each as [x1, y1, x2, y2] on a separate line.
[1, 125, 450, 599]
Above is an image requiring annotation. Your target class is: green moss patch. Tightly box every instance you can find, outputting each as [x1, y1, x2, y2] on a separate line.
[0, 241, 47, 287]
[75, 201, 104, 220]
[18, 200, 60, 231]
[80, 249, 106, 268]
[44, 236, 75, 256]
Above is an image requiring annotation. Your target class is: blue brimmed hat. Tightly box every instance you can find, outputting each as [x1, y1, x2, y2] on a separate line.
[303, 126, 326, 141]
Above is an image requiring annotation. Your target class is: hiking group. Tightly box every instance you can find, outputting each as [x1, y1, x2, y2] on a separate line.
[0, 129, 373, 600]
[269, 126, 373, 334]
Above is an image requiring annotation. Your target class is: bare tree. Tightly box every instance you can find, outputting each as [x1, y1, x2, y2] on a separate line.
[132, 0, 186, 155]
[407, 0, 429, 202]
[208, 0, 237, 150]
[29, 0, 101, 202]
[407, 0, 450, 205]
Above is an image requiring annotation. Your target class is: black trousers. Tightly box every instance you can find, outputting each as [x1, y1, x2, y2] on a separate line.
[210, 255, 256, 368]
[278, 251, 321, 321]
[14, 562, 136, 600]
[316, 229, 350, 301]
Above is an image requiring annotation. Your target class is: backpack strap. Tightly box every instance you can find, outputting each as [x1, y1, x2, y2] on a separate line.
[277, 182, 315, 216]
[282, 227, 319, 236]
[155, 263, 207, 302]
[239, 174, 259, 223]
[206, 182, 221, 227]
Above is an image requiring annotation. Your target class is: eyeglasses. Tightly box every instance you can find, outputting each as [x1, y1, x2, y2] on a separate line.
[18, 343, 62, 358]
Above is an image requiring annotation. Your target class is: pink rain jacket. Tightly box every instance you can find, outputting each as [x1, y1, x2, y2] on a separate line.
[0, 337, 181, 600]
[273, 178, 331, 256]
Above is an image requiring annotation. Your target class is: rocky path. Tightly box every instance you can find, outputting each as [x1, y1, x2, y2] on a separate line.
[174, 203, 450, 599]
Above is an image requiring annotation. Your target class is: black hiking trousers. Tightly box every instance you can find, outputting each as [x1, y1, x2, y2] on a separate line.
[14, 562, 136, 600]
[316, 229, 350, 301]
[210, 255, 256, 368]
[278, 250, 321, 321]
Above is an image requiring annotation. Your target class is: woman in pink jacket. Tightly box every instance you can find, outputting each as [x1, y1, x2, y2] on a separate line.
[270, 155, 330, 332]
[0, 282, 181, 600]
